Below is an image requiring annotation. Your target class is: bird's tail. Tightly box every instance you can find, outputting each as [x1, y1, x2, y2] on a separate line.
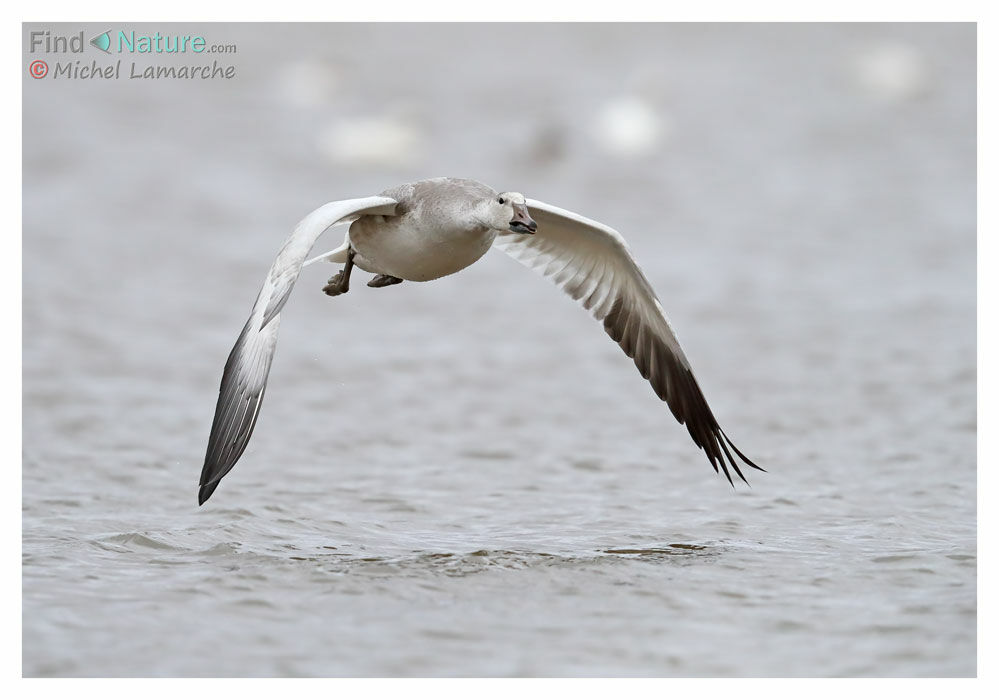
[304, 233, 351, 267]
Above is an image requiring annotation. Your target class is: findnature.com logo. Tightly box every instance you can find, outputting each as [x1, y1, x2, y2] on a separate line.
[90, 31, 111, 53]
[27, 28, 238, 81]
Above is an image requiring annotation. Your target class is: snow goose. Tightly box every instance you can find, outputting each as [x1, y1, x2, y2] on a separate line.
[198, 177, 763, 504]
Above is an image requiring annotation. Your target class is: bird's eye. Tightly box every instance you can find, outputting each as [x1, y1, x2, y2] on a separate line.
[498, 197, 506, 205]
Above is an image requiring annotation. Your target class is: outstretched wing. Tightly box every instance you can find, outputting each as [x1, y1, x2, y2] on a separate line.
[494, 199, 762, 485]
[199, 196, 398, 504]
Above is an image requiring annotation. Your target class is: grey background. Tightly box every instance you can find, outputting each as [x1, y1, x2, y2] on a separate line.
[23, 23, 975, 676]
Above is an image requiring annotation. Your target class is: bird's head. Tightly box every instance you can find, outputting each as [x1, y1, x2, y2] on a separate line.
[479, 191, 537, 234]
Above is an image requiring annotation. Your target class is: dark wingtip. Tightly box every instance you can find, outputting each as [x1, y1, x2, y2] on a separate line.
[720, 429, 766, 474]
[722, 466, 736, 487]
[198, 480, 220, 506]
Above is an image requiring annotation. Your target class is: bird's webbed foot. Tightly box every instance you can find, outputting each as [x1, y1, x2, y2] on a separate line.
[367, 274, 404, 288]
[322, 248, 355, 297]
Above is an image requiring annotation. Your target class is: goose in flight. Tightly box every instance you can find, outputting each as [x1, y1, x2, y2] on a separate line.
[198, 177, 763, 505]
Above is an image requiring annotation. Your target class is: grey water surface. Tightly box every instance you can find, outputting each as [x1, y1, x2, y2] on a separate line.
[22, 23, 976, 676]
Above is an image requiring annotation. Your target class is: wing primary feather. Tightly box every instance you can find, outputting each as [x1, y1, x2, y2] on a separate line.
[199, 317, 278, 504]
[198, 195, 398, 504]
[717, 433, 747, 485]
[722, 429, 765, 473]
[496, 200, 764, 485]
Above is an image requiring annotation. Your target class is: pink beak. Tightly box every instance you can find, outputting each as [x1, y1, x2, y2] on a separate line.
[510, 203, 537, 234]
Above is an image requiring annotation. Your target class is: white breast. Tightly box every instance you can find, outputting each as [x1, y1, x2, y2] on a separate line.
[349, 215, 497, 282]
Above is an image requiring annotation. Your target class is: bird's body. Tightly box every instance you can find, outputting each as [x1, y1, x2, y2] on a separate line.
[198, 177, 763, 505]
[348, 178, 499, 282]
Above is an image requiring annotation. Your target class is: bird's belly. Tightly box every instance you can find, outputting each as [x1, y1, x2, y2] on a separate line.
[349, 218, 497, 282]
